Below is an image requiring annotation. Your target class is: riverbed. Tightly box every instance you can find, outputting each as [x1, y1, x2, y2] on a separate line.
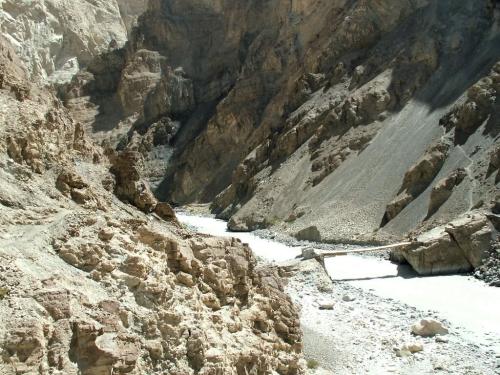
[178, 212, 500, 374]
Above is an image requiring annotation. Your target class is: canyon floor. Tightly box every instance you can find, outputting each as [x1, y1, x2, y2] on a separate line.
[178, 211, 500, 375]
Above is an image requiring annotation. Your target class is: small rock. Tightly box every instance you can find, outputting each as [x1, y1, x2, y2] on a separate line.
[433, 362, 447, 371]
[342, 294, 356, 302]
[435, 336, 449, 343]
[396, 342, 423, 357]
[406, 343, 424, 353]
[318, 300, 335, 310]
[411, 318, 449, 337]
[98, 228, 114, 242]
[301, 247, 318, 260]
[176, 272, 195, 287]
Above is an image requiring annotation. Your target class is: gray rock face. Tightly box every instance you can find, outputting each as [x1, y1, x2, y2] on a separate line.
[427, 168, 467, 218]
[204, 0, 500, 243]
[47, 0, 500, 248]
[117, 50, 195, 121]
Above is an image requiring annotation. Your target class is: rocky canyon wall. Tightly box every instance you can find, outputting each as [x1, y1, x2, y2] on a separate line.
[7, 0, 498, 245]
[0, 10, 303, 375]
[59, 0, 499, 244]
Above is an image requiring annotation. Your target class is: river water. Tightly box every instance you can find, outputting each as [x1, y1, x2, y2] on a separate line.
[177, 213, 500, 348]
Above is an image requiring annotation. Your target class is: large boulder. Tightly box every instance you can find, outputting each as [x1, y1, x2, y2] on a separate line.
[400, 214, 495, 275]
[295, 226, 322, 242]
[445, 215, 493, 268]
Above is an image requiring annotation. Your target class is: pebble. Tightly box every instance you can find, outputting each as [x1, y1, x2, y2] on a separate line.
[318, 300, 335, 310]
[433, 362, 447, 371]
[396, 342, 424, 357]
[435, 336, 449, 343]
[342, 294, 356, 302]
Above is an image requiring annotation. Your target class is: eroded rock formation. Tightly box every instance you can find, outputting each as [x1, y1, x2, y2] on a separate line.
[0, 35, 303, 374]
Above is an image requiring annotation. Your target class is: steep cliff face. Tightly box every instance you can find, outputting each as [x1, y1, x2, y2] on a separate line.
[0, 33, 303, 375]
[62, 0, 500, 244]
[0, 0, 147, 83]
[216, 0, 500, 243]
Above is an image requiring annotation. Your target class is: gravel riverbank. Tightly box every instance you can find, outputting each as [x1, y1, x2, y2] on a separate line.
[176, 211, 500, 374]
[284, 260, 500, 374]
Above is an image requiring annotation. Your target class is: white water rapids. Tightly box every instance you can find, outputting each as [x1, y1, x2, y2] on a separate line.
[177, 213, 500, 349]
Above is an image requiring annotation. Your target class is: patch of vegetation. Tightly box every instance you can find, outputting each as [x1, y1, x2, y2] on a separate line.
[306, 359, 319, 369]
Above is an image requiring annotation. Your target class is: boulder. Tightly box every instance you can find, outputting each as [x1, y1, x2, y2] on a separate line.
[154, 202, 177, 222]
[411, 318, 448, 337]
[400, 214, 494, 275]
[403, 228, 471, 275]
[301, 247, 318, 260]
[111, 151, 157, 213]
[445, 215, 493, 268]
[56, 169, 95, 204]
[295, 226, 322, 242]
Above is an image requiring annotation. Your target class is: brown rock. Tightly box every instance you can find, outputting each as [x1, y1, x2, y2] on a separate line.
[111, 151, 158, 213]
[412, 319, 448, 337]
[121, 255, 149, 278]
[445, 215, 493, 268]
[176, 272, 195, 287]
[154, 202, 177, 222]
[98, 228, 115, 242]
[383, 142, 449, 225]
[427, 168, 467, 217]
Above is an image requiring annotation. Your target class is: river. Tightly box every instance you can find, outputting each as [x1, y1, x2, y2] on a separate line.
[177, 212, 500, 373]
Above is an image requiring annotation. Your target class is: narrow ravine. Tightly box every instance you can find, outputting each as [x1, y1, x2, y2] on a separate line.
[178, 212, 500, 374]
